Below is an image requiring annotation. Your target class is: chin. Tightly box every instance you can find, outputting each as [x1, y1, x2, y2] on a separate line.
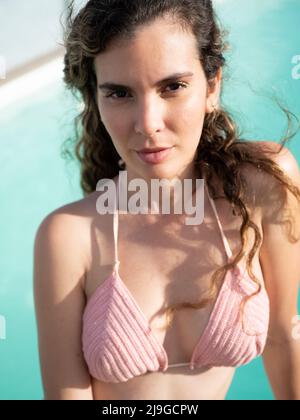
[145, 168, 181, 182]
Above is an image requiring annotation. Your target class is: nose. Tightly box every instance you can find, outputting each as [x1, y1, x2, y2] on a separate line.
[134, 96, 165, 139]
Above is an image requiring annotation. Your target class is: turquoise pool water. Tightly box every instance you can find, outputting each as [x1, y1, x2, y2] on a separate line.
[0, 0, 299, 400]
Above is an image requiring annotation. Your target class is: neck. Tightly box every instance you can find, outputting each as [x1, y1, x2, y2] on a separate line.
[117, 166, 202, 216]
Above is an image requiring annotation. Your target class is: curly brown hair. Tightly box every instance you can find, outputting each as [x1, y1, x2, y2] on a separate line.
[61, 0, 300, 335]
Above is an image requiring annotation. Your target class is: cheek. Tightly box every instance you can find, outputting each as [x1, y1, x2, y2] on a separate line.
[175, 94, 206, 137]
[185, 90, 206, 117]
[99, 103, 130, 138]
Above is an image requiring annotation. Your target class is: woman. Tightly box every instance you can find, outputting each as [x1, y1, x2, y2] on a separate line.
[34, 0, 300, 400]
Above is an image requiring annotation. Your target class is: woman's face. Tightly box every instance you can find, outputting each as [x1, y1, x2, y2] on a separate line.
[94, 16, 221, 183]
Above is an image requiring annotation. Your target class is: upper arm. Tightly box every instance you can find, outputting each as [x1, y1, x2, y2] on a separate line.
[33, 210, 93, 400]
[257, 141, 300, 343]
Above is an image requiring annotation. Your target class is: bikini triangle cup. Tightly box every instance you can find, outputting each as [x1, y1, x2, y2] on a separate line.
[82, 176, 270, 382]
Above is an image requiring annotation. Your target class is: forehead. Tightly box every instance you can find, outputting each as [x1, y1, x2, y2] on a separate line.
[94, 18, 200, 79]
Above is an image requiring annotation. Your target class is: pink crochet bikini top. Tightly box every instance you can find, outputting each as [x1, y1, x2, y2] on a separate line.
[82, 178, 270, 383]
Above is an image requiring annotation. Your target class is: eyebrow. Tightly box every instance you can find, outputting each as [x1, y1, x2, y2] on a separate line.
[98, 72, 194, 91]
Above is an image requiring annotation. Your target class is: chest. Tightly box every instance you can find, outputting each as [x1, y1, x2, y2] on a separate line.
[84, 198, 265, 364]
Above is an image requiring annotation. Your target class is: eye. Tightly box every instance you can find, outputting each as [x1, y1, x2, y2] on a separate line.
[105, 89, 129, 100]
[105, 81, 188, 100]
[164, 82, 189, 93]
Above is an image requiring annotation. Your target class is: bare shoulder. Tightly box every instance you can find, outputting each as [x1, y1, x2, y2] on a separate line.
[246, 140, 299, 173]
[241, 140, 300, 221]
[34, 182, 115, 291]
[239, 140, 296, 181]
[35, 194, 97, 283]
[253, 140, 298, 166]
[33, 191, 106, 399]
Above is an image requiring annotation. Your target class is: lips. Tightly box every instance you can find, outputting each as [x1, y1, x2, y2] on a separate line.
[138, 147, 171, 153]
[137, 147, 174, 164]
